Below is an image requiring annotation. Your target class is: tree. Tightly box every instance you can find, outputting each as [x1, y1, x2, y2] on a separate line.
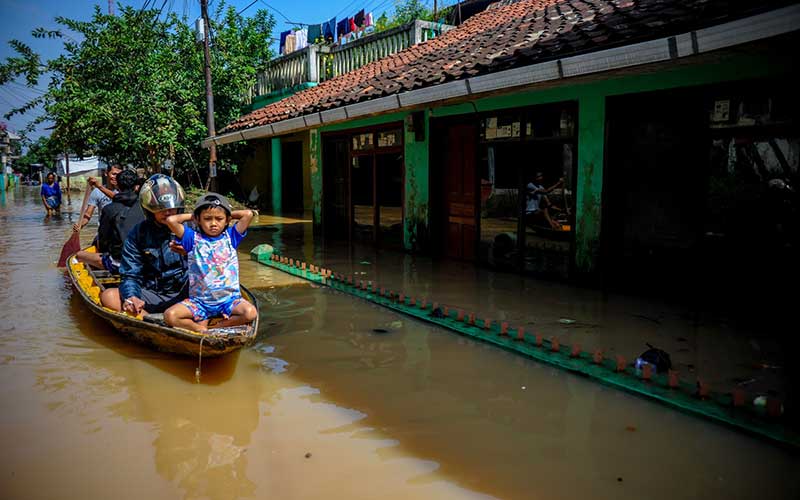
[0, 2, 275, 186]
[392, 0, 430, 26]
[14, 135, 59, 175]
[374, 0, 442, 32]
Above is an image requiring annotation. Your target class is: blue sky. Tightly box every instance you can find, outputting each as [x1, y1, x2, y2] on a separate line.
[0, 0, 447, 142]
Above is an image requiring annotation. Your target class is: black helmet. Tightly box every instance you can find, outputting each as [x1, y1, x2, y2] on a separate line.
[194, 192, 232, 217]
[139, 174, 185, 213]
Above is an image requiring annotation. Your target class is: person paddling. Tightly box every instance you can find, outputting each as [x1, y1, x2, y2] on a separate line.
[73, 169, 144, 273]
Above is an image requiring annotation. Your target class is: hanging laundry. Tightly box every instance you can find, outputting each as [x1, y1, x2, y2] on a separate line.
[365, 12, 373, 27]
[294, 28, 308, 50]
[323, 17, 336, 42]
[337, 18, 349, 37]
[354, 9, 365, 28]
[349, 17, 356, 33]
[284, 33, 296, 54]
[308, 24, 322, 44]
[279, 30, 291, 55]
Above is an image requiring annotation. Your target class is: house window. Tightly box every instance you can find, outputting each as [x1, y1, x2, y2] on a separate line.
[352, 133, 374, 151]
[705, 91, 798, 249]
[477, 103, 577, 274]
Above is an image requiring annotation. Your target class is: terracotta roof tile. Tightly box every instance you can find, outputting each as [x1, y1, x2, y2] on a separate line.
[223, 0, 792, 133]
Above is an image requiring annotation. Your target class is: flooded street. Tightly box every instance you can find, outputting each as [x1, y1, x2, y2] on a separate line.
[1, 186, 798, 500]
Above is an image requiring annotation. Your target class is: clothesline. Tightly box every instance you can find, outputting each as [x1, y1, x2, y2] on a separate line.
[278, 9, 376, 55]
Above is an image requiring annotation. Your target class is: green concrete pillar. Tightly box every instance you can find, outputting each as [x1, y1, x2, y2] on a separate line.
[403, 112, 430, 251]
[271, 137, 282, 216]
[309, 129, 322, 228]
[574, 94, 606, 276]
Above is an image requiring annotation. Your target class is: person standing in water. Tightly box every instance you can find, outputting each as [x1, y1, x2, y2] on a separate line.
[40, 172, 62, 215]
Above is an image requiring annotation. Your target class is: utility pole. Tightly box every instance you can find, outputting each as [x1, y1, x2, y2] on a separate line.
[64, 151, 71, 204]
[200, 0, 218, 192]
[108, 0, 114, 16]
[434, 0, 437, 20]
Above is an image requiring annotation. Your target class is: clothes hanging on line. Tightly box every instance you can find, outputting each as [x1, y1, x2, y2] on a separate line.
[283, 33, 296, 54]
[354, 9, 365, 28]
[279, 30, 291, 55]
[308, 24, 322, 44]
[349, 17, 356, 33]
[337, 18, 349, 37]
[294, 28, 308, 50]
[323, 17, 336, 42]
[365, 12, 373, 27]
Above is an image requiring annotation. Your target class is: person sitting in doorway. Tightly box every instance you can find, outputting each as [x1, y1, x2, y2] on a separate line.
[525, 172, 564, 230]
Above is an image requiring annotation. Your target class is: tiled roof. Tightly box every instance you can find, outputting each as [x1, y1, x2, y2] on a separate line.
[223, 0, 793, 133]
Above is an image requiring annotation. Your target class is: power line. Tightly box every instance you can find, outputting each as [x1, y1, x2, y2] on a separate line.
[258, 0, 305, 26]
[0, 86, 33, 106]
[7, 81, 47, 96]
[334, 0, 362, 20]
[237, 0, 258, 16]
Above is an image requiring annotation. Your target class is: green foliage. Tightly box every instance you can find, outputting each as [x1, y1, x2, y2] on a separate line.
[374, 13, 390, 32]
[374, 0, 446, 32]
[0, 1, 275, 188]
[392, 0, 430, 26]
[13, 135, 60, 174]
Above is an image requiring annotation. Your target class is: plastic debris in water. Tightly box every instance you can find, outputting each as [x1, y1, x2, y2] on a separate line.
[559, 318, 576, 324]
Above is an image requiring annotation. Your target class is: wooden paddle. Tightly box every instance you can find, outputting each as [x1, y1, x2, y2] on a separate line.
[57, 183, 93, 267]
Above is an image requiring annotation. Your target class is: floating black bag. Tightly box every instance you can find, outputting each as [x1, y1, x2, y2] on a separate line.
[638, 343, 672, 373]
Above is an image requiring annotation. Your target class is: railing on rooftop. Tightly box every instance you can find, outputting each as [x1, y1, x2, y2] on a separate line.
[245, 20, 453, 105]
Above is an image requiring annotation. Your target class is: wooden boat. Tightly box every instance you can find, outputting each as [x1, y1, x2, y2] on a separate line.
[66, 247, 259, 357]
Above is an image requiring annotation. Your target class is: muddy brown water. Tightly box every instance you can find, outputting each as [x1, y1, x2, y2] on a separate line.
[1, 187, 798, 500]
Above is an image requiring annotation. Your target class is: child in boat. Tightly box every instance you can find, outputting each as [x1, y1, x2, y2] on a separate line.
[163, 193, 257, 333]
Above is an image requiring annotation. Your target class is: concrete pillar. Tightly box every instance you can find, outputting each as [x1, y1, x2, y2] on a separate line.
[271, 137, 282, 216]
[403, 111, 430, 251]
[574, 94, 606, 277]
[308, 129, 322, 229]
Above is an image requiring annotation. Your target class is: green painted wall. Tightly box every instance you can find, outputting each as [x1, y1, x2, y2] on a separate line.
[299, 130, 313, 213]
[428, 52, 790, 274]
[320, 111, 409, 133]
[431, 53, 788, 119]
[271, 137, 282, 215]
[404, 113, 430, 251]
[575, 95, 605, 274]
[308, 129, 322, 226]
[294, 50, 789, 271]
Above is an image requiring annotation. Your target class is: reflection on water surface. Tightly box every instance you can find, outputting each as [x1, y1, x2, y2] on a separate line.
[0, 187, 797, 500]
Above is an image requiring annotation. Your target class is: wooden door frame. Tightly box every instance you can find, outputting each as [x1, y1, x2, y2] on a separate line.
[322, 122, 404, 247]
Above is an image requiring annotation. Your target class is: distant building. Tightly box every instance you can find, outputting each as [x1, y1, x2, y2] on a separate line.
[0, 125, 22, 191]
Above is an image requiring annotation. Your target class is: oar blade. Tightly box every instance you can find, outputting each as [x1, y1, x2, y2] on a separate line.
[57, 232, 80, 267]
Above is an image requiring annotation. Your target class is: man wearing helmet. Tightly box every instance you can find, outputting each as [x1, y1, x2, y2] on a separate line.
[100, 174, 189, 316]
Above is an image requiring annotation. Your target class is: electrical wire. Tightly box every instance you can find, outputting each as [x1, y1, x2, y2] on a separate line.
[237, 0, 259, 16]
[334, 0, 363, 20]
